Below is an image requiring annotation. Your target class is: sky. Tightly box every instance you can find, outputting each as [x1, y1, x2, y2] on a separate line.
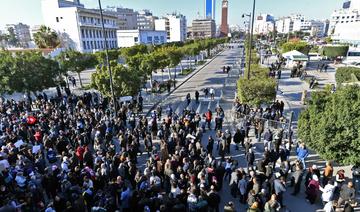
[0, 0, 341, 29]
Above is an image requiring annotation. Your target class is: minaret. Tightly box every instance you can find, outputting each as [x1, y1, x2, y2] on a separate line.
[220, 0, 229, 37]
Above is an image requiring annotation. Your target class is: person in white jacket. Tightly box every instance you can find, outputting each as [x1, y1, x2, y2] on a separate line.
[320, 180, 336, 205]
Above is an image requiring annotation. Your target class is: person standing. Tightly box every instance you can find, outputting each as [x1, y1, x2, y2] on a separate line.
[195, 90, 200, 103]
[320, 180, 335, 206]
[208, 185, 221, 212]
[338, 182, 356, 207]
[210, 88, 215, 100]
[246, 148, 255, 173]
[296, 143, 309, 169]
[291, 163, 304, 196]
[273, 176, 286, 208]
[323, 161, 334, 186]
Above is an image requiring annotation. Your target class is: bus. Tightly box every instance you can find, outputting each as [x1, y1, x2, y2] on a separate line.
[343, 48, 360, 66]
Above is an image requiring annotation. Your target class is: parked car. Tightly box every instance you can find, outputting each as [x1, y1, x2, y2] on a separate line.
[308, 53, 322, 61]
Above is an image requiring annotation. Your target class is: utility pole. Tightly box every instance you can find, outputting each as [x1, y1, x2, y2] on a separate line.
[98, 0, 117, 116]
[247, 0, 256, 80]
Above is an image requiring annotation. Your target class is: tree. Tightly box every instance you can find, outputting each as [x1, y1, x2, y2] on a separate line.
[281, 40, 311, 55]
[56, 49, 97, 87]
[298, 85, 360, 165]
[166, 46, 184, 79]
[237, 77, 276, 107]
[181, 43, 200, 69]
[94, 49, 120, 64]
[91, 63, 142, 97]
[33, 25, 60, 49]
[320, 45, 349, 60]
[0, 51, 61, 95]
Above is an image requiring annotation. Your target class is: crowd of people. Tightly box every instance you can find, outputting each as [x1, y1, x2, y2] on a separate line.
[0, 49, 359, 212]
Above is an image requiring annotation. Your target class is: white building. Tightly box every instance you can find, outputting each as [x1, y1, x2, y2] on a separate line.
[137, 10, 157, 30]
[330, 0, 360, 44]
[41, 0, 118, 52]
[275, 17, 293, 34]
[155, 13, 187, 42]
[254, 14, 275, 35]
[117, 29, 166, 47]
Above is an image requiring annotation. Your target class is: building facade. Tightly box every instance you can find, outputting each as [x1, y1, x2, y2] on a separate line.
[117, 29, 166, 47]
[276, 17, 293, 34]
[329, 0, 360, 44]
[254, 14, 275, 35]
[220, 0, 229, 37]
[191, 19, 216, 39]
[106, 7, 138, 30]
[155, 13, 187, 42]
[137, 10, 157, 30]
[5, 23, 31, 48]
[41, 0, 118, 52]
[205, 0, 216, 20]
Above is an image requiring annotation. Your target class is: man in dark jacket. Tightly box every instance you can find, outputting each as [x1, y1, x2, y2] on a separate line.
[246, 148, 255, 173]
[291, 163, 304, 196]
[207, 185, 221, 212]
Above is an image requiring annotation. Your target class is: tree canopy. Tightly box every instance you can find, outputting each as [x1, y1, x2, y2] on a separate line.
[281, 40, 311, 55]
[320, 45, 349, 59]
[298, 85, 360, 165]
[91, 63, 142, 97]
[33, 25, 60, 49]
[0, 50, 61, 95]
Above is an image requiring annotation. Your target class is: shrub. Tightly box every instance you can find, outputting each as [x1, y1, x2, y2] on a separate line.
[335, 67, 360, 85]
[237, 77, 276, 107]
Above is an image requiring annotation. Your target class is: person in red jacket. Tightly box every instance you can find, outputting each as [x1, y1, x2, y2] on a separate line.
[204, 109, 212, 130]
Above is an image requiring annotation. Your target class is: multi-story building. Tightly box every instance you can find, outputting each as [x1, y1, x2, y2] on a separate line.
[106, 7, 138, 30]
[155, 13, 187, 42]
[117, 29, 166, 47]
[331, 0, 360, 44]
[254, 14, 275, 35]
[329, 0, 360, 35]
[204, 0, 216, 20]
[137, 10, 157, 30]
[275, 17, 293, 34]
[41, 0, 118, 52]
[330, 0, 360, 44]
[5, 23, 31, 48]
[191, 19, 216, 39]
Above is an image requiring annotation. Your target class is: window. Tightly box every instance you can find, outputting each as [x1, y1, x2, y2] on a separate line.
[90, 41, 93, 49]
[147, 36, 152, 43]
[97, 41, 100, 48]
[160, 36, 164, 43]
[87, 41, 90, 49]
[101, 41, 103, 49]
[83, 41, 86, 50]
[81, 29, 85, 38]
[134, 37, 139, 42]
[154, 36, 159, 43]
[94, 41, 97, 49]
[96, 30, 99, 38]
[89, 30, 92, 38]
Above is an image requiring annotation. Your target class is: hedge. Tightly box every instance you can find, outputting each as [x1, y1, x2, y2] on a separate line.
[335, 67, 360, 85]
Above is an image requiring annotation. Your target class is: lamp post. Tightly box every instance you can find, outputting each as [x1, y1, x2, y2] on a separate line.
[243, 0, 256, 80]
[98, 0, 117, 116]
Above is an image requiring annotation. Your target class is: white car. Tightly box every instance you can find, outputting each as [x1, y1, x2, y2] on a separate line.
[308, 53, 322, 61]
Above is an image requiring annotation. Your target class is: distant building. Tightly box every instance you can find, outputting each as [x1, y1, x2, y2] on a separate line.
[41, 0, 118, 52]
[137, 10, 157, 30]
[5, 23, 31, 48]
[254, 14, 275, 35]
[220, 0, 229, 37]
[204, 0, 216, 20]
[191, 19, 216, 39]
[106, 7, 138, 30]
[117, 29, 166, 47]
[330, 0, 360, 44]
[276, 17, 293, 34]
[155, 13, 187, 42]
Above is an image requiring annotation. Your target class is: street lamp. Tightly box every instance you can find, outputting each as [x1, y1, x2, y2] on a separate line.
[242, 0, 256, 80]
[98, 0, 117, 116]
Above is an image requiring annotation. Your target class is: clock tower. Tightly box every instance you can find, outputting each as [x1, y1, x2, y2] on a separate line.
[220, 0, 229, 37]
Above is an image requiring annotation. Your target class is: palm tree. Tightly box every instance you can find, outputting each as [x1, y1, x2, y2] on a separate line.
[33, 25, 60, 49]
